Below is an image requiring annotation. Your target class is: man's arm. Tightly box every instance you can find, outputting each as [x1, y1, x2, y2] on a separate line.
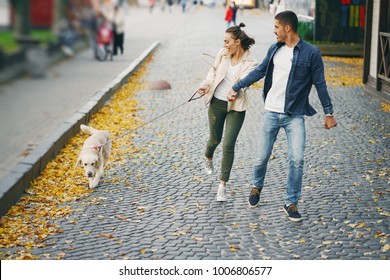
[311, 49, 337, 129]
[311, 49, 333, 115]
[232, 50, 270, 92]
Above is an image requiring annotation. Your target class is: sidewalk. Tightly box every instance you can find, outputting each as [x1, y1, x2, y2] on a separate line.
[0, 5, 389, 262]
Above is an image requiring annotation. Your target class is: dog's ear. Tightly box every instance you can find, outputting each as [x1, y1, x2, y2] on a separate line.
[75, 156, 82, 168]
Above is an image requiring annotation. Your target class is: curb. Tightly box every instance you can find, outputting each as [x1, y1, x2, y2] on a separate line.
[0, 41, 160, 217]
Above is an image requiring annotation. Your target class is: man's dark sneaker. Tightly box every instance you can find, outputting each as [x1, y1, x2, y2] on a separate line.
[283, 204, 302, 222]
[248, 187, 261, 208]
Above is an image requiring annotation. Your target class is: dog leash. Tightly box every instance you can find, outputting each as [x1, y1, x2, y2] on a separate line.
[90, 53, 216, 149]
[96, 90, 203, 147]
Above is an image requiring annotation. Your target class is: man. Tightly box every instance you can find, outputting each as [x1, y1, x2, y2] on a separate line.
[230, 10, 337, 222]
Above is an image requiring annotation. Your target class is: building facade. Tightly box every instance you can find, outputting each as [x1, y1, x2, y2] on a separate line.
[363, 0, 390, 102]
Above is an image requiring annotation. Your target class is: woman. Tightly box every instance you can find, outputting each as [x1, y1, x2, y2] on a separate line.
[198, 23, 257, 202]
[224, 4, 233, 27]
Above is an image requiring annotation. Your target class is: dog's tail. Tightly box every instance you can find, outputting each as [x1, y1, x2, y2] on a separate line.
[80, 124, 99, 135]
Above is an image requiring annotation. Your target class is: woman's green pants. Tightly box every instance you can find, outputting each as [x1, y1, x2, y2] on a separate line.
[205, 97, 246, 182]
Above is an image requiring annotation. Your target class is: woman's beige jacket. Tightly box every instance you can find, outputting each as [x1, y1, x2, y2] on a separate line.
[200, 48, 258, 112]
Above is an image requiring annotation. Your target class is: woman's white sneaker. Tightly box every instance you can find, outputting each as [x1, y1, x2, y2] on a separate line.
[216, 184, 227, 202]
[204, 158, 214, 175]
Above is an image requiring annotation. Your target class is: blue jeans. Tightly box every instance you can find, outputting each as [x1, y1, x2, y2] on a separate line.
[253, 111, 306, 206]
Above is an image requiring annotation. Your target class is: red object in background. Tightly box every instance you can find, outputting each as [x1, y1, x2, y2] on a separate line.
[360, 5, 365, 28]
[30, 0, 53, 28]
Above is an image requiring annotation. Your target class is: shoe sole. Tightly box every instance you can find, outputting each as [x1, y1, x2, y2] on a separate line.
[215, 195, 227, 202]
[283, 207, 302, 222]
[248, 201, 260, 208]
[205, 170, 213, 175]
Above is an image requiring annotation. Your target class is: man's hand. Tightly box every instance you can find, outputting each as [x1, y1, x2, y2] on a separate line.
[324, 115, 337, 129]
[227, 89, 238, 102]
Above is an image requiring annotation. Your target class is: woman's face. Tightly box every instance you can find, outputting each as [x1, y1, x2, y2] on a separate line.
[224, 32, 240, 56]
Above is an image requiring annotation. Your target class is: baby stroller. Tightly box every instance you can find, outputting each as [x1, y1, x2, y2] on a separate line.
[95, 21, 113, 61]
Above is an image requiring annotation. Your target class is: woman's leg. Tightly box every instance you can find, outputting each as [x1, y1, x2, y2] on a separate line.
[219, 110, 245, 183]
[205, 98, 227, 160]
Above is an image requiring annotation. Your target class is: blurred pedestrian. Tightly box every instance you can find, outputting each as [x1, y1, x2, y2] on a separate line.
[231, 11, 337, 222]
[112, 5, 125, 56]
[96, 15, 114, 61]
[79, 5, 99, 59]
[55, 18, 78, 56]
[231, 1, 238, 26]
[181, 0, 187, 13]
[198, 23, 257, 202]
[149, 0, 156, 13]
[224, 4, 233, 27]
[167, 0, 173, 12]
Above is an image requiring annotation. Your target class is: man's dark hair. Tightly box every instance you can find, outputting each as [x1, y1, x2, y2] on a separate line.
[275, 10, 298, 33]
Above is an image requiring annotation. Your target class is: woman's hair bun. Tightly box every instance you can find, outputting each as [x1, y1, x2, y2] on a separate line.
[238, 23, 246, 28]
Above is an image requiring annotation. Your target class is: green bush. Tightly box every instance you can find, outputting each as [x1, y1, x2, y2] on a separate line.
[298, 20, 313, 41]
[0, 30, 56, 54]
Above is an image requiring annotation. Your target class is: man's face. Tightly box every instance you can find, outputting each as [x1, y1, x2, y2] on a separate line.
[273, 19, 287, 43]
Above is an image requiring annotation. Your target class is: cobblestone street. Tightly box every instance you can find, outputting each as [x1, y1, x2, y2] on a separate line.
[0, 5, 389, 262]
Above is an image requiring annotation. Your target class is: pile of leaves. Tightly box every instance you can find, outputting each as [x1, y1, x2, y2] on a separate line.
[322, 56, 364, 87]
[0, 57, 152, 260]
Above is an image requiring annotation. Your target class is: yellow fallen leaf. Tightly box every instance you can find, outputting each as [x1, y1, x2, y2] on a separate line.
[229, 245, 240, 252]
[115, 215, 130, 221]
[380, 102, 390, 112]
[249, 223, 258, 229]
[97, 233, 115, 239]
[192, 237, 203, 242]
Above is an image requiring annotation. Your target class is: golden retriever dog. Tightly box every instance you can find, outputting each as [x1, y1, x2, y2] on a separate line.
[76, 124, 111, 189]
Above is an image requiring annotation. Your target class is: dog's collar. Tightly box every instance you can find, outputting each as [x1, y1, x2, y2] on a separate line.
[89, 140, 112, 151]
[89, 145, 102, 151]
[88, 140, 111, 151]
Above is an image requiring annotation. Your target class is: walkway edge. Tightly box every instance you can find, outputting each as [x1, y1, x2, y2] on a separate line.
[0, 41, 160, 217]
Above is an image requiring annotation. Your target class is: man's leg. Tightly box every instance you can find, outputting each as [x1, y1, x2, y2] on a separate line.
[252, 111, 280, 189]
[284, 114, 306, 206]
[249, 111, 280, 207]
[282, 114, 305, 222]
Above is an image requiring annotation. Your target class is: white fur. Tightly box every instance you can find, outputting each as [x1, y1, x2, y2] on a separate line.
[76, 124, 111, 189]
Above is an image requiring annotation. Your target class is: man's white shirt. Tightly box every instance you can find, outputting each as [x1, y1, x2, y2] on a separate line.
[264, 45, 294, 113]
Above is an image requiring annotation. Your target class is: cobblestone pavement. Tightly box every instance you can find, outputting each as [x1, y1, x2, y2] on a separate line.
[2, 6, 389, 260]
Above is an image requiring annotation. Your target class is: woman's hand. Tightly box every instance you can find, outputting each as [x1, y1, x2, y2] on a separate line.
[198, 85, 209, 96]
[227, 89, 238, 102]
[198, 86, 210, 96]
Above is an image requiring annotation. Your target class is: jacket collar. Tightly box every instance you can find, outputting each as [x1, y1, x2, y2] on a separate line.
[222, 48, 252, 62]
[276, 37, 303, 49]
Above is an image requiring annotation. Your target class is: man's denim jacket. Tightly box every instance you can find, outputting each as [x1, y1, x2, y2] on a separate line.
[232, 39, 334, 116]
